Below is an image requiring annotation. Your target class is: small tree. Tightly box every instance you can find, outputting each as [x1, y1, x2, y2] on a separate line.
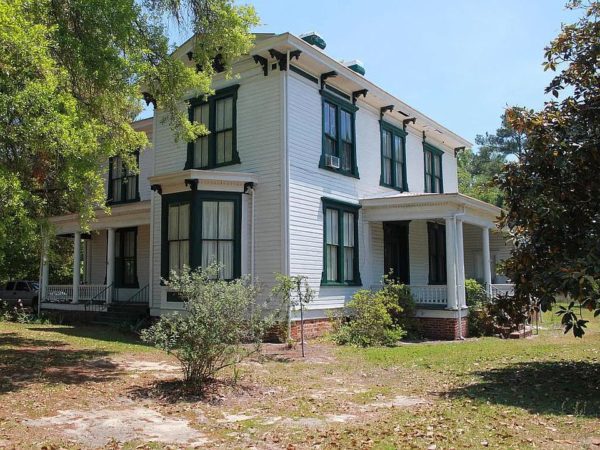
[272, 274, 314, 356]
[141, 264, 272, 388]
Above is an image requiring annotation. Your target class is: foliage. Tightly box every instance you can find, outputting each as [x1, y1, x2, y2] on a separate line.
[331, 289, 406, 347]
[465, 279, 494, 337]
[378, 274, 421, 338]
[458, 111, 527, 208]
[0, 299, 50, 324]
[0, 0, 258, 281]
[271, 274, 315, 343]
[498, 0, 600, 337]
[140, 264, 274, 387]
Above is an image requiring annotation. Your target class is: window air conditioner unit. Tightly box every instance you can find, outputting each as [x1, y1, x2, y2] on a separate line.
[325, 155, 340, 169]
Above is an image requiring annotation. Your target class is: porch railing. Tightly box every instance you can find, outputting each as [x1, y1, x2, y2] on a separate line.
[44, 284, 109, 303]
[408, 285, 447, 306]
[490, 284, 515, 297]
[370, 284, 447, 307]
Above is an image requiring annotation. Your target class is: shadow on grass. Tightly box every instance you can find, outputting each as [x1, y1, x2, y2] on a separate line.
[449, 360, 600, 417]
[26, 325, 149, 347]
[0, 332, 120, 394]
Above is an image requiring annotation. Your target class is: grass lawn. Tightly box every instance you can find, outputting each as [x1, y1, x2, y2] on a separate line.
[0, 312, 598, 449]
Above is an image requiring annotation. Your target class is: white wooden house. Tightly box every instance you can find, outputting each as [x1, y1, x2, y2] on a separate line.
[41, 32, 512, 339]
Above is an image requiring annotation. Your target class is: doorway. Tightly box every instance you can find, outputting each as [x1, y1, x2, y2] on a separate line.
[383, 222, 410, 284]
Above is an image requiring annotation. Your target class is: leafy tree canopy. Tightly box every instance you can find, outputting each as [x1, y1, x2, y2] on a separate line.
[499, 0, 600, 337]
[458, 110, 527, 207]
[0, 0, 258, 281]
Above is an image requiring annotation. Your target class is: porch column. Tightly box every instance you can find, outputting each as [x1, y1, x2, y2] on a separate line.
[72, 231, 81, 303]
[106, 228, 115, 303]
[482, 226, 492, 295]
[445, 217, 458, 310]
[456, 219, 466, 308]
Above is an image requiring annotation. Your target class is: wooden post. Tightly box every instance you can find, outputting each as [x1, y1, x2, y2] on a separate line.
[72, 231, 81, 303]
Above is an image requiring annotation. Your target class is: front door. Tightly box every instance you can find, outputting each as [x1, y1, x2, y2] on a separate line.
[383, 222, 410, 284]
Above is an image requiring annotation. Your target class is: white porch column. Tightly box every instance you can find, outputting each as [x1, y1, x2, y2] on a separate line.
[72, 231, 81, 303]
[445, 217, 458, 310]
[456, 219, 466, 308]
[482, 226, 492, 295]
[106, 228, 116, 303]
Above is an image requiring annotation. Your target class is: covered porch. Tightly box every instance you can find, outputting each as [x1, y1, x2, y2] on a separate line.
[362, 193, 513, 311]
[40, 201, 151, 312]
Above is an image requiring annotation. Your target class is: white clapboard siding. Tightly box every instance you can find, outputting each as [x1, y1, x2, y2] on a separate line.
[88, 230, 107, 285]
[151, 65, 283, 309]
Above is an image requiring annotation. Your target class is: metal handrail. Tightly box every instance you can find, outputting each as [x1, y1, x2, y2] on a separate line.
[84, 283, 113, 312]
[123, 284, 149, 304]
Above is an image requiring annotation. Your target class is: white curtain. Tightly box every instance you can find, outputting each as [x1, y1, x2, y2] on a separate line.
[326, 208, 338, 280]
[343, 212, 354, 281]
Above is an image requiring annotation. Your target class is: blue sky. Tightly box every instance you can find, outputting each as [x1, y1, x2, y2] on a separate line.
[165, 1, 581, 146]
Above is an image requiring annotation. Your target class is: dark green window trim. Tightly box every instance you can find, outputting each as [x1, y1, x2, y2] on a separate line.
[423, 142, 444, 193]
[427, 222, 447, 285]
[380, 121, 408, 192]
[161, 191, 242, 290]
[325, 85, 351, 102]
[107, 151, 140, 205]
[185, 84, 241, 170]
[115, 227, 139, 289]
[321, 197, 362, 287]
[319, 90, 360, 179]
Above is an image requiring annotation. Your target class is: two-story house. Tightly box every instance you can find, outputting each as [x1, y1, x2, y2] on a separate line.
[41, 32, 512, 339]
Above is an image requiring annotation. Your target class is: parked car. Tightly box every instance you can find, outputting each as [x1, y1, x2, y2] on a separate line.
[0, 281, 39, 309]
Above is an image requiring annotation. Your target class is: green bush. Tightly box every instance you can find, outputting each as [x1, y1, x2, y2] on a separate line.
[465, 279, 494, 337]
[141, 264, 277, 387]
[379, 275, 421, 339]
[331, 289, 405, 347]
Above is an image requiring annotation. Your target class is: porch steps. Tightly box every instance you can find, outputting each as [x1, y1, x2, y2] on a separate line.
[91, 303, 149, 326]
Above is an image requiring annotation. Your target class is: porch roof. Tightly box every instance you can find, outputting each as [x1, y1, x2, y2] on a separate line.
[148, 169, 258, 196]
[49, 201, 151, 234]
[359, 192, 503, 228]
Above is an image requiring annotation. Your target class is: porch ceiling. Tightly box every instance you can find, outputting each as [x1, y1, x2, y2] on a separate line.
[49, 201, 151, 234]
[360, 192, 503, 228]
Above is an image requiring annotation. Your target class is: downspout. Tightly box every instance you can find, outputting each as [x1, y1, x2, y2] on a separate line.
[281, 50, 291, 337]
[251, 185, 256, 280]
[453, 211, 466, 339]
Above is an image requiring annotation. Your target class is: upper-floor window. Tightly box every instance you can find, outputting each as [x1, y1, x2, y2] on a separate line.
[319, 91, 359, 178]
[108, 154, 139, 204]
[186, 85, 240, 170]
[321, 198, 361, 286]
[380, 122, 408, 191]
[424, 143, 443, 193]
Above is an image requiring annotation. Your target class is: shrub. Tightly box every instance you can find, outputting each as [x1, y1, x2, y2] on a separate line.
[488, 293, 532, 336]
[379, 275, 421, 339]
[331, 289, 405, 347]
[141, 264, 276, 387]
[465, 279, 488, 307]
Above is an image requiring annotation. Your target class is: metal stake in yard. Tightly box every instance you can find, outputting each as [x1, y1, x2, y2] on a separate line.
[300, 298, 305, 358]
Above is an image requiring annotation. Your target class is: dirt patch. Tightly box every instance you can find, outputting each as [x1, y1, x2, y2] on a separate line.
[367, 395, 429, 409]
[24, 407, 209, 448]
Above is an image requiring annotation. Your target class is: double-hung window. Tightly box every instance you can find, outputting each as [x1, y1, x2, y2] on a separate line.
[186, 85, 240, 170]
[380, 122, 408, 191]
[322, 198, 361, 285]
[424, 143, 443, 193]
[320, 91, 359, 177]
[427, 222, 447, 284]
[162, 192, 241, 285]
[108, 154, 139, 204]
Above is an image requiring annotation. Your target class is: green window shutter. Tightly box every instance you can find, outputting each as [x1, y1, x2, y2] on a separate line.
[321, 197, 362, 286]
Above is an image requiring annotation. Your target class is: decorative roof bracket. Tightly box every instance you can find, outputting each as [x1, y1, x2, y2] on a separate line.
[352, 89, 368, 104]
[184, 178, 198, 191]
[380, 105, 394, 118]
[403, 117, 416, 129]
[252, 55, 269, 76]
[150, 184, 162, 195]
[320, 70, 338, 89]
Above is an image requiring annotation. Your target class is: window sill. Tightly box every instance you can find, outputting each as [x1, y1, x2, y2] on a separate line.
[320, 281, 363, 287]
[318, 163, 360, 179]
[185, 159, 241, 171]
[107, 197, 140, 206]
[380, 182, 408, 193]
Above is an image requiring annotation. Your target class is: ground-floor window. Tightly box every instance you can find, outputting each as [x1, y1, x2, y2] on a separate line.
[161, 191, 241, 282]
[115, 228, 138, 288]
[427, 222, 446, 284]
[321, 197, 361, 286]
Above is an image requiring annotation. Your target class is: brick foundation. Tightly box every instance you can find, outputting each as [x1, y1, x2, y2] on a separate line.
[416, 316, 468, 340]
[290, 318, 334, 340]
